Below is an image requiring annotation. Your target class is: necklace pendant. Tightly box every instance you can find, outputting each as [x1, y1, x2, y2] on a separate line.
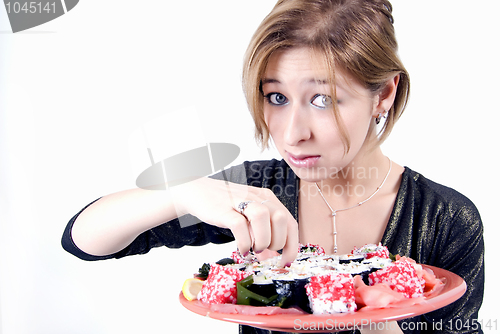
[314, 158, 392, 259]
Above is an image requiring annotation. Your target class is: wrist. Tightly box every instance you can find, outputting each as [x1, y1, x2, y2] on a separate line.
[168, 177, 206, 217]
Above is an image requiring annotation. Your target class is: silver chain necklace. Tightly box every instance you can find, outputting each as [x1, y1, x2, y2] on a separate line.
[314, 158, 392, 253]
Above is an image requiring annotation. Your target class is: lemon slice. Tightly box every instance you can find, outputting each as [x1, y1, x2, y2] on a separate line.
[182, 278, 204, 301]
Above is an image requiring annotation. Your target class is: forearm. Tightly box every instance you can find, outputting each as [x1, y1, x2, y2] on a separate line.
[71, 186, 178, 256]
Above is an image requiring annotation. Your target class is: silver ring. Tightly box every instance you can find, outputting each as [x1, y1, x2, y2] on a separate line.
[237, 201, 254, 214]
[260, 200, 270, 204]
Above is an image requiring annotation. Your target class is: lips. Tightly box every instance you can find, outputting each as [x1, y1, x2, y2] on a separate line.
[287, 152, 320, 168]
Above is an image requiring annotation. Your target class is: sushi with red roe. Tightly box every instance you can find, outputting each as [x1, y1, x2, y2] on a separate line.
[352, 243, 390, 259]
[369, 257, 425, 298]
[198, 263, 250, 304]
[305, 272, 357, 314]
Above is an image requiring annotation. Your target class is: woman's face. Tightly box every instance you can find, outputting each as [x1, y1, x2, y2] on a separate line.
[262, 47, 380, 182]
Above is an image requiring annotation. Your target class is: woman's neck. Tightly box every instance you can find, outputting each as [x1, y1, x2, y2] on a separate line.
[301, 147, 391, 210]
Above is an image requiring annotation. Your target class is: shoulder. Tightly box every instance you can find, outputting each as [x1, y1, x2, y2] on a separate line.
[402, 167, 481, 225]
[394, 168, 484, 273]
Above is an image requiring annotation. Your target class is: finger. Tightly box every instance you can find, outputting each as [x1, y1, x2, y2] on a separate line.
[244, 203, 271, 252]
[267, 206, 288, 251]
[221, 210, 253, 256]
[278, 218, 299, 267]
[255, 249, 280, 262]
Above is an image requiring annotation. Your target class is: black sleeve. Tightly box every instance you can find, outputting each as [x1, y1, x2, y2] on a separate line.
[382, 169, 485, 334]
[393, 197, 485, 334]
[61, 197, 235, 261]
[421, 202, 485, 334]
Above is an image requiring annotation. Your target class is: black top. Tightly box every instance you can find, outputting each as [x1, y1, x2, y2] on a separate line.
[62, 159, 484, 334]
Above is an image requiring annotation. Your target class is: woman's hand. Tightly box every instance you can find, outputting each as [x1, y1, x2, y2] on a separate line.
[173, 177, 299, 266]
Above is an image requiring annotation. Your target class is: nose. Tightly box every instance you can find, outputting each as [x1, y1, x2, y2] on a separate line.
[283, 102, 311, 146]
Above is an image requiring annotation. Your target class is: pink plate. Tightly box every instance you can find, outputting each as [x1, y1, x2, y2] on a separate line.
[179, 265, 466, 332]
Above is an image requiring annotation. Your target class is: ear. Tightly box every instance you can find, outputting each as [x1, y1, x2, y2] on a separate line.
[372, 74, 400, 117]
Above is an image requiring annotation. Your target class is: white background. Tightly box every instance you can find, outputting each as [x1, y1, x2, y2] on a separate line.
[0, 1, 498, 333]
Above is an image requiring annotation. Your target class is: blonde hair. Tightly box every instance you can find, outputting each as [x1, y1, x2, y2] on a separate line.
[242, 0, 410, 152]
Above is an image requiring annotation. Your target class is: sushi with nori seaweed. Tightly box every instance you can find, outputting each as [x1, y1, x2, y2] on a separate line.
[338, 253, 365, 264]
[245, 274, 278, 305]
[272, 276, 312, 313]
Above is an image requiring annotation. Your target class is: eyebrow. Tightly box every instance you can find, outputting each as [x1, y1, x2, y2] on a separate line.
[261, 78, 330, 85]
[261, 78, 280, 85]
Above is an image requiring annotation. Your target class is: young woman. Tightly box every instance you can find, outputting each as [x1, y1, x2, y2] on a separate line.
[62, 1, 484, 333]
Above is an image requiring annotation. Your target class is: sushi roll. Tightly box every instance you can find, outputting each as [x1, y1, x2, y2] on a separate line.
[352, 243, 390, 259]
[362, 255, 393, 273]
[339, 253, 365, 264]
[340, 261, 371, 286]
[297, 243, 326, 260]
[190, 245, 435, 314]
[198, 264, 250, 304]
[261, 266, 313, 313]
[231, 250, 257, 264]
[273, 276, 312, 313]
[369, 258, 425, 298]
[246, 273, 277, 302]
[305, 272, 357, 314]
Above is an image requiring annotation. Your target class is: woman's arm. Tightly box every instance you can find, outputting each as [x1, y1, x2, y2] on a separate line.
[425, 203, 485, 334]
[67, 176, 299, 266]
[70, 186, 178, 257]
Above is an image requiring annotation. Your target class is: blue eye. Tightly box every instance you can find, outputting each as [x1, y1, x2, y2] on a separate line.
[265, 93, 289, 106]
[311, 94, 333, 109]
